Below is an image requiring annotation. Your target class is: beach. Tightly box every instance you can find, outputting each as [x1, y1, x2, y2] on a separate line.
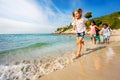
[39, 29, 120, 80]
[0, 0, 120, 80]
[0, 34, 77, 80]
[0, 30, 120, 80]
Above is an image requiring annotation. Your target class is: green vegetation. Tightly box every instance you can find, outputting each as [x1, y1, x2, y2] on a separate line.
[84, 12, 92, 20]
[92, 11, 120, 29]
[55, 11, 120, 33]
[55, 23, 72, 33]
[86, 19, 102, 29]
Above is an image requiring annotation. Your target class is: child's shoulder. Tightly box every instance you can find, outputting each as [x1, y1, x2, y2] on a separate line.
[80, 18, 86, 22]
[101, 28, 104, 30]
[81, 18, 86, 20]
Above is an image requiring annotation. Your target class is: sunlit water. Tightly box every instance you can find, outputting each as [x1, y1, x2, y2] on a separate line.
[0, 34, 74, 65]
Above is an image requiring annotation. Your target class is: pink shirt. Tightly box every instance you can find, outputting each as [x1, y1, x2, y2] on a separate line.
[90, 25, 96, 34]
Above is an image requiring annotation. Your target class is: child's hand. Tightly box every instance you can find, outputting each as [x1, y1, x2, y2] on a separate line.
[99, 31, 103, 35]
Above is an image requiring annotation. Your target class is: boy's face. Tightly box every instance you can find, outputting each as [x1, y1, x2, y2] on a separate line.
[74, 11, 81, 19]
[103, 25, 107, 28]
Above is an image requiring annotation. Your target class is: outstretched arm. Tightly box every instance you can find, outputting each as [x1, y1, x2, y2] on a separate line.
[95, 25, 100, 30]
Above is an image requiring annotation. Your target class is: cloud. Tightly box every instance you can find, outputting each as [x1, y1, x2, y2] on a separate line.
[0, 0, 71, 34]
[0, 17, 41, 33]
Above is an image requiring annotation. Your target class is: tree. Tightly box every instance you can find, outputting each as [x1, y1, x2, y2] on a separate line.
[67, 23, 73, 29]
[95, 20, 102, 26]
[84, 12, 92, 20]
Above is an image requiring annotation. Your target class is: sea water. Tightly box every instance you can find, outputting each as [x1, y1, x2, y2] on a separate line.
[0, 34, 91, 80]
[0, 34, 79, 64]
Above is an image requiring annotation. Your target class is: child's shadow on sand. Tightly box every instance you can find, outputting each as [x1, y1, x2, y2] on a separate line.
[82, 46, 106, 56]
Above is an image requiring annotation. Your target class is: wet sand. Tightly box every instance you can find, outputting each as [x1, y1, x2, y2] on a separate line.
[39, 30, 120, 80]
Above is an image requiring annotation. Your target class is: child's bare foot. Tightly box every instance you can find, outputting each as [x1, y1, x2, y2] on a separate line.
[73, 54, 81, 60]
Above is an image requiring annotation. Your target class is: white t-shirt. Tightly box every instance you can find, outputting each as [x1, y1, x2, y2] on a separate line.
[101, 27, 111, 36]
[72, 18, 86, 33]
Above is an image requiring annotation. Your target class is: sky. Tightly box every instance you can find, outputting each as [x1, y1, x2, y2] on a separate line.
[0, 0, 120, 34]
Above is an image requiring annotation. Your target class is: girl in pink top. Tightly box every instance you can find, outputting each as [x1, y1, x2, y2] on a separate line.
[89, 20, 99, 44]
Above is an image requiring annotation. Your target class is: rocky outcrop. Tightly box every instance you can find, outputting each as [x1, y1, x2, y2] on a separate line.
[52, 29, 75, 34]
[52, 25, 75, 34]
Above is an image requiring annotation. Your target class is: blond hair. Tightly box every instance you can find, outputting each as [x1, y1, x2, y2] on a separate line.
[72, 8, 82, 20]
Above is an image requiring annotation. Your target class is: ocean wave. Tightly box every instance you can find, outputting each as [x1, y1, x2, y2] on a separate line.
[0, 42, 49, 54]
[24, 42, 49, 49]
[0, 53, 75, 80]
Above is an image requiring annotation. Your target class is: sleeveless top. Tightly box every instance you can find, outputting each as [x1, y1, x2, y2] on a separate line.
[90, 25, 96, 34]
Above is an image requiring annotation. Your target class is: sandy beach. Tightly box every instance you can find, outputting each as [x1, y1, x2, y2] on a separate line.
[0, 30, 120, 80]
[39, 29, 120, 80]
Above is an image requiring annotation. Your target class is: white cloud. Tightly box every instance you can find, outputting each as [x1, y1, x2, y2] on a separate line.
[0, 17, 38, 33]
[0, 0, 71, 34]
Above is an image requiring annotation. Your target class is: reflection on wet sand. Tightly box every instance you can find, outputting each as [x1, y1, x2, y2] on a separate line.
[94, 46, 115, 71]
[78, 45, 120, 80]
[39, 44, 120, 80]
[105, 46, 115, 63]
[94, 56, 102, 70]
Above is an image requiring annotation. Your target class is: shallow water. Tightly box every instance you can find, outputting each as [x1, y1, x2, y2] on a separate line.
[0, 34, 90, 80]
[0, 34, 78, 65]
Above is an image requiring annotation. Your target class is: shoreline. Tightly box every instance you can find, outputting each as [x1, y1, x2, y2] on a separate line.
[52, 29, 120, 35]
[0, 29, 120, 80]
[38, 30, 120, 80]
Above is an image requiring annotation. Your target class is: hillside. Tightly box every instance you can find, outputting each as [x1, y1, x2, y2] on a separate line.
[53, 11, 120, 34]
[92, 11, 120, 29]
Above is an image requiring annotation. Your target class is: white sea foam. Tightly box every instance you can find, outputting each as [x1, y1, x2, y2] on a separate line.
[0, 53, 74, 80]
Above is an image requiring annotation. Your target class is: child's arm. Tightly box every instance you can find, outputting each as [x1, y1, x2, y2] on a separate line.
[85, 22, 87, 27]
[95, 25, 100, 30]
[99, 28, 103, 35]
[87, 25, 91, 32]
[82, 18, 87, 27]
[73, 25, 76, 30]
[72, 20, 76, 31]
[108, 27, 112, 35]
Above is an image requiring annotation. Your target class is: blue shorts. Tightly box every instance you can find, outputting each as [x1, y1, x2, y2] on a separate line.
[76, 32, 85, 38]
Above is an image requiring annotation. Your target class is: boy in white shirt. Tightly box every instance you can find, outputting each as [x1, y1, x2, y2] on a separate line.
[101, 23, 111, 44]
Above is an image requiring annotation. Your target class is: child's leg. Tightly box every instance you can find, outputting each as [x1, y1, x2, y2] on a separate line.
[103, 35, 106, 44]
[76, 37, 83, 57]
[76, 37, 79, 44]
[76, 37, 84, 45]
[105, 39, 107, 44]
[91, 34, 96, 44]
[107, 39, 109, 44]
[93, 37, 96, 44]
[107, 36, 110, 44]
[91, 36, 94, 44]
[98, 36, 101, 44]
